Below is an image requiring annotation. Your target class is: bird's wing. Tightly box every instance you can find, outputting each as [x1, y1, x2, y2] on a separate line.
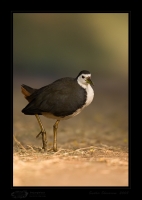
[22, 78, 86, 116]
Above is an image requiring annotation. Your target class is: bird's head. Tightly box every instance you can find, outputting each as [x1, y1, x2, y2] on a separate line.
[76, 70, 94, 88]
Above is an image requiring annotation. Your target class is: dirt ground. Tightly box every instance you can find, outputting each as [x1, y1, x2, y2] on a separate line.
[13, 76, 128, 186]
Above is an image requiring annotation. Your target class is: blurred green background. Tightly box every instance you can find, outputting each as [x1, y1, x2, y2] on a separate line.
[13, 13, 128, 80]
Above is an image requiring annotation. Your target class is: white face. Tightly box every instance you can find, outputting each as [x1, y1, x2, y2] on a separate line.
[77, 73, 92, 88]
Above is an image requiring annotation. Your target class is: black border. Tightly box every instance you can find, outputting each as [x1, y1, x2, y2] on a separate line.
[11, 11, 131, 197]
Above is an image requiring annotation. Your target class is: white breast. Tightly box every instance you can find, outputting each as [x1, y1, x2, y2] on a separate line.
[67, 84, 94, 119]
[85, 84, 94, 107]
[77, 79, 94, 107]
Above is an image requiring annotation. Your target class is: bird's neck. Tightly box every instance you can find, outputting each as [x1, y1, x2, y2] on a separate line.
[77, 80, 88, 89]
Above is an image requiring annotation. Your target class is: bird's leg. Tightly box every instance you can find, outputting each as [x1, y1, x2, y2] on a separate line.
[53, 120, 60, 152]
[35, 114, 47, 151]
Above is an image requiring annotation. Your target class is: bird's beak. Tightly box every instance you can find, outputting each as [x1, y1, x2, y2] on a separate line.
[86, 77, 94, 86]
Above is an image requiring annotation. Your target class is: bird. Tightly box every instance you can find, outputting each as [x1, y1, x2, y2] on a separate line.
[21, 70, 94, 152]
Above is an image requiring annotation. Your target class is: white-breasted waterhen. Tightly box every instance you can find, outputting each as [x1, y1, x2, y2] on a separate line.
[21, 70, 94, 152]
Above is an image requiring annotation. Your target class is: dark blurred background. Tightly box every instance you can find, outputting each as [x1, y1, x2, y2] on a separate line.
[13, 13, 128, 80]
[13, 13, 128, 148]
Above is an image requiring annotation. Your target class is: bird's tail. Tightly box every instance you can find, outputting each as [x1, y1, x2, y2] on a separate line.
[21, 84, 37, 102]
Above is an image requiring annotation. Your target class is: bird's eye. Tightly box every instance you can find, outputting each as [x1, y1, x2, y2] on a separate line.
[82, 76, 85, 79]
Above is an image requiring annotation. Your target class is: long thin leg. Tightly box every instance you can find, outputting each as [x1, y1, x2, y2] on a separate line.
[35, 114, 47, 150]
[53, 120, 60, 152]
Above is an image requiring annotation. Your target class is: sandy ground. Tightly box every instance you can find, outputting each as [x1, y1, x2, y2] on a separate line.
[13, 76, 128, 186]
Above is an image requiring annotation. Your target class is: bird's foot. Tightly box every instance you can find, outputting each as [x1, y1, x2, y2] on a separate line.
[53, 142, 57, 152]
